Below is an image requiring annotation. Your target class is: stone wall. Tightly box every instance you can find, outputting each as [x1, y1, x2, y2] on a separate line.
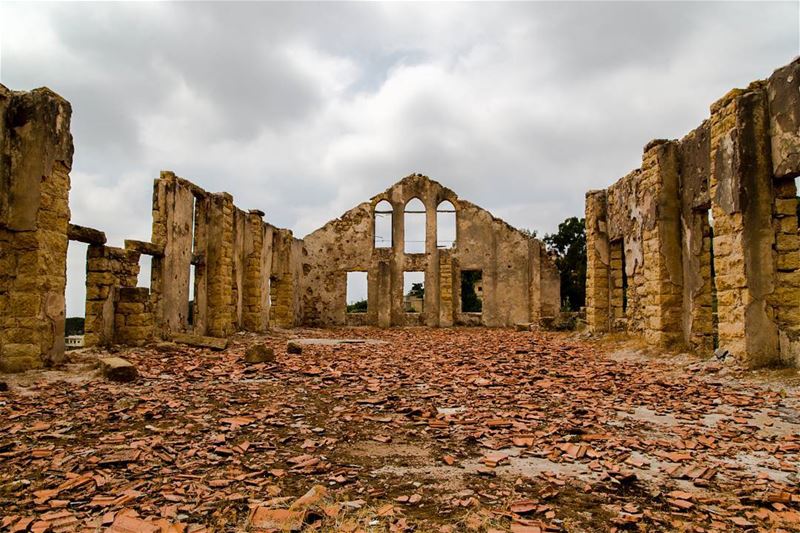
[0, 85, 73, 372]
[84, 244, 140, 346]
[150, 172, 298, 337]
[299, 174, 560, 327]
[586, 59, 800, 368]
[114, 287, 154, 346]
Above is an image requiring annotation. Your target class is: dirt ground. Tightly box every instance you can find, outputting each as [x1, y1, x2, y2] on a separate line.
[1, 327, 799, 532]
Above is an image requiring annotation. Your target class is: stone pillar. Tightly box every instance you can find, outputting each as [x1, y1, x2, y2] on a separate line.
[242, 210, 268, 333]
[150, 172, 195, 335]
[0, 85, 73, 372]
[376, 260, 391, 328]
[767, 59, 800, 365]
[528, 240, 542, 324]
[268, 228, 297, 328]
[640, 140, 684, 348]
[206, 192, 235, 337]
[438, 250, 453, 327]
[678, 123, 715, 352]
[709, 88, 779, 367]
[585, 190, 610, 333]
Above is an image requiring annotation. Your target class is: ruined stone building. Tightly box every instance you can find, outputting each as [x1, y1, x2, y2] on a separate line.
[586, 58, 800, 368]
[301, 174, 560, 328]
[0, 83, 560, 373]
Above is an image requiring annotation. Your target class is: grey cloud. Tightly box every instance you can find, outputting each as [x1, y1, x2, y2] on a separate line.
[0, 1, 797, 316]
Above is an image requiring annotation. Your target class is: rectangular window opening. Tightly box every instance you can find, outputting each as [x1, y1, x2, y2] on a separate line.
[137, 255, 152, 290]
[403, 271, 425, 313]
[460, 270, 483, 313]
[65, 241, 88, 346]
[375, 200, 393, 248]
[346, 271, 368, 314]
[188, 263, 196, 326]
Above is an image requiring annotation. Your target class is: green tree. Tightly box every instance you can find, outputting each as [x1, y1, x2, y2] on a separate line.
[408, 282, 424, 298]
[543, 217, 586, 311]
[65, 317, 84, 336]
[347, 300, 368, 313]
[460, 271, 483, 312]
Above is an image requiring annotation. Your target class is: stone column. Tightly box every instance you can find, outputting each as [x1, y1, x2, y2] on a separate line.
[438, 250, 453, 326]
[585, 190, 610, 333]
[206, 192, 235, 337]
[767, 59, 800, 364]
[150, 172, 195, 335]
[242, 210, 267, 333]
[0, 86, 73, 372]
[640, 140, 684, 348]
[709, 88, 779, 367]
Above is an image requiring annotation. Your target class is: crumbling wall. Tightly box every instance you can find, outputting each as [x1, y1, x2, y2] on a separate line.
[0, 84, 73, 372]
[586, 58, 800, 368]
[767, 61, 800, 364]
[114, 287, 154, 346]
[84, 244, 140, 346]
[300, 174, 560, 327]
[151, 172, 298, 336]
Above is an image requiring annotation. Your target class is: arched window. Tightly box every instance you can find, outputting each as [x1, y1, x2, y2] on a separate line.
[436, 200, 456, 249]
[404, 198, 426, 254]
[374, 200, 393, 248]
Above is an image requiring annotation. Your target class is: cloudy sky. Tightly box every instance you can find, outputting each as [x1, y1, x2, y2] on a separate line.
[1, 2, 798, 315]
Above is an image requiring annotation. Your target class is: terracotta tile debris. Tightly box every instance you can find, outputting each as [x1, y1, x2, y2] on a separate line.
[0, 327, 799, 531]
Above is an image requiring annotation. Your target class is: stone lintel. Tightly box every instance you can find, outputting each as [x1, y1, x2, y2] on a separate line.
[68, 223, 107, 245]
[125, 239, 165, 257]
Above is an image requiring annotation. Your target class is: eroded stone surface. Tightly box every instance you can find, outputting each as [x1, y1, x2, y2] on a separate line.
[99, 356, 137, 382]
[586, 58, 800, 368]
[244, 343, 275, 364]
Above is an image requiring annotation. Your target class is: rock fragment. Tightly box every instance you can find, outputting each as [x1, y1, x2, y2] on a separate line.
[171, 333, 228, 351]
[99, 357, 138, 382]
[244, 344, 275, 364]
[287, 340, 303, 355]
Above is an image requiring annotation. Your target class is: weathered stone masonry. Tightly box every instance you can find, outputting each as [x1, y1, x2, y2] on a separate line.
[586, 59, 800, 368]
[300, 174, 560, 327]
[1, 82, 559, 372]
[0, 85, 73, 372]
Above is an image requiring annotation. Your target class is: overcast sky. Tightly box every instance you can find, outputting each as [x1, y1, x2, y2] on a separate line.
[1, 2, 798, 316]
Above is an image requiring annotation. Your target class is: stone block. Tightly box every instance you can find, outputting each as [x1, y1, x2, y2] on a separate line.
[775, 198, 797, 216]
[118, 287, 150, 303]
[124, 313, 152, 327]
[172, 333, 228, 351]
[776, 232, 799, 252]
[244, 344, 276, 364]
[116, 302, 145, 315]
[9, 293, 39, 316]
[287, 340, 303, 354]
[0, 354, 44, 373]
[124, 239, 165, 256]
[99, 357, 138, 382]
[68, 224, 107, 245]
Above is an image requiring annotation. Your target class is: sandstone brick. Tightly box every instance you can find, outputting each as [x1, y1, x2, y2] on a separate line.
[99, 357, 138, 382]
[244, 344, 275, 364]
